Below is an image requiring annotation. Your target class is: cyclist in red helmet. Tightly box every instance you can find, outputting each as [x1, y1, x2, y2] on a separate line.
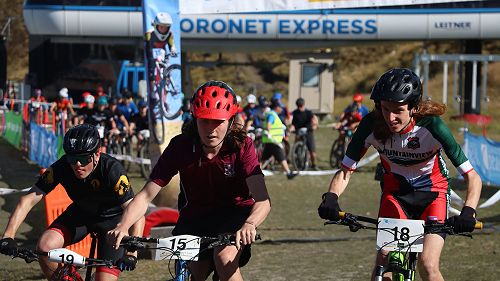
[108, 81, 271, 281]
[336, 92, 369, 132]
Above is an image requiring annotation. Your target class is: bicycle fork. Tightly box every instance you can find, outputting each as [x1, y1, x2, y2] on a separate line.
[373, 252, 416, 281]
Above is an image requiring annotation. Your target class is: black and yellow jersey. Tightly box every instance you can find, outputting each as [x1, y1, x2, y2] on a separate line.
[36, 153, 134, 218]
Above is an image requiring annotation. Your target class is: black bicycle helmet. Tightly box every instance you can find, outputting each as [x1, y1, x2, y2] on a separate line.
[63, 124, 101, 155]
[370, 68, 422, 108]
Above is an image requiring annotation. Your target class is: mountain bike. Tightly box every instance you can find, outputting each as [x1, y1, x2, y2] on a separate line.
[325, 212, 483, 281]
[291, 127, 310, 171]
[329, 126, 353, 168]
[107, 129, 132, 171]
[150, 49, 183, 144]
[120, 233, 261, 281]
[5, 245, 115, 281]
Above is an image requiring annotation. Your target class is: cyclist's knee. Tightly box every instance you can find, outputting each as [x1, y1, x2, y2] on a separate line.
[37, 230, 65, 252]
[418, 256, 441, 278]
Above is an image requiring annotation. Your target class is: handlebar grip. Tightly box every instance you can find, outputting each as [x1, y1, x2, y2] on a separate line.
[474, 221, 483, 230]
[339, 211, 346, 219]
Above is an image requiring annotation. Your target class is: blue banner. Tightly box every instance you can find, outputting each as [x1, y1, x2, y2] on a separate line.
[464, 132, 500, 186]
[29, 122, 60, 168]
[143, 0, 183, 122]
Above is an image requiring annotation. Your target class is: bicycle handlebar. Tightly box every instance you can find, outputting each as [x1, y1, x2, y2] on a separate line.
[328, 212, 483, 234]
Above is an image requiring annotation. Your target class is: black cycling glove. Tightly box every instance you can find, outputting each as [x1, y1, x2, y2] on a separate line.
[318, 192, 342, 221]
[446, 206, 476, 233]
[117, 255, 137, 271]
[0, 237, 17, 255]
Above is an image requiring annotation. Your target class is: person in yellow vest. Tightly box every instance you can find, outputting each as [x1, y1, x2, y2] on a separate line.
[262, 100, 298, 179]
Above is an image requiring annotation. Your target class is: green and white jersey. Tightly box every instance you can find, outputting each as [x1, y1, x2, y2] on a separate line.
[343, 113, 473, 194]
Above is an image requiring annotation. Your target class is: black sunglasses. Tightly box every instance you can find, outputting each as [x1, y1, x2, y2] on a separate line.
[66, 154, 93, 166]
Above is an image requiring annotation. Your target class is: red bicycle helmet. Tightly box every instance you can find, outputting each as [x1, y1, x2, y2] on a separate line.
[353, 93, 363, 102]
[191, 81, 238, 120]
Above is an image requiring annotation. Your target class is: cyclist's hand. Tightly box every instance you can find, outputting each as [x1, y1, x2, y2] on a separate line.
[235, 222, 257, 250]
[107, 228, 129, 250]
[0, 237, 17, 255]
[116, 254, 137, 271]
[446, 206, 476, 233]
[318, 192, 342, 221]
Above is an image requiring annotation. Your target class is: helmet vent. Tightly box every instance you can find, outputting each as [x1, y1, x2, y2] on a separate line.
[403, 86, 411, 94]
[224, 91, 229, 98]
[226, 104, 231, 111]
[403, 75, 411, 83]
[216, 101, 221, 109]
[212, 90, 217, 98]
[390, 83, 398, 92]
[205, 101, 210, 108]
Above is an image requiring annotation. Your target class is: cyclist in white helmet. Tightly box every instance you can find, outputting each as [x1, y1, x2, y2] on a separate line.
[145, 12, 178, 81]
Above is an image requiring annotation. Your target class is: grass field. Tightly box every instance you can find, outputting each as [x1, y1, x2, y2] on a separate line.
[0, 95, 499, 280]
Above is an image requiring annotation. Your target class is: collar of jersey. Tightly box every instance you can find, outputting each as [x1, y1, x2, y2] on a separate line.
[398, 118, 415, 135]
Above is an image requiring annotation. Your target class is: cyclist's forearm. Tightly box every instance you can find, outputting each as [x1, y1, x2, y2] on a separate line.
[3, 190, 43, 238]
[463, 169, 482, 210]
[118, 181, 162, 230]
[328, 168, 352, 196]
[245, 200, 271, 228]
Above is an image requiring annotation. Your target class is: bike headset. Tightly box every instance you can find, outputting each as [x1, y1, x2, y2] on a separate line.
[152, 12, 173, 41]
[370, 68, 422, 133]
[190, 80, 239, 149]
[63, 124, 101, 174]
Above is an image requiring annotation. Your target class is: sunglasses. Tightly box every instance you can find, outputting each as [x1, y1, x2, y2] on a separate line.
[66, 154, 93, 166]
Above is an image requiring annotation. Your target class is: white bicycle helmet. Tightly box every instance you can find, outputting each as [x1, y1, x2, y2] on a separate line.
[84, 94, 95, 104]
[59, 88, 69, 98]
[152, 12, 173, 41]
[246, 94, 257, 104]
[236, 95, 242, 104]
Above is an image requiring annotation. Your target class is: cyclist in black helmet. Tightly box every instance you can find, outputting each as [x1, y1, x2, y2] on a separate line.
[318, 68, 482, 281]
[0, 124, 144, 280]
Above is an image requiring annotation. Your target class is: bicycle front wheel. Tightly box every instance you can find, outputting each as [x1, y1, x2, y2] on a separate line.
[138, 141, 152, 178]
[159, 64, 183, 120]
[329, 138, 345, 168]
[292, 142, 309, 171]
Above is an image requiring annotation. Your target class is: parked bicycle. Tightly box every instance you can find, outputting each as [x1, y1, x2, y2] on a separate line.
[150, 49, 182, 144]
[325, 211, 483, 281]
[137, 129, 152, 178]
[120, 233, 261, 281]
[107, 129, 133, 171]
[329, 126, 353, 168]
[291, 127, 310, 171]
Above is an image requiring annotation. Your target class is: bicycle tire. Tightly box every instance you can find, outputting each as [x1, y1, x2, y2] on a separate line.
[329, 138, 345, 168]
[139, 141, 152, 178]
[292, 141, 309, 171]
[159, 64, 183, 120]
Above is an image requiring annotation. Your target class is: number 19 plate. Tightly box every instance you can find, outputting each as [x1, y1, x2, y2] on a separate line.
[376, 218, 425, 252]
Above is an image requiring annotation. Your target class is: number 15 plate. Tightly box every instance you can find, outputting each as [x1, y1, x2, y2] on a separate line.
[154, 235, 201, 261]
[376, 218, 424, 252]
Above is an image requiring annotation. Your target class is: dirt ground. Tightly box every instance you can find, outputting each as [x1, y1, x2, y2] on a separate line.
[0, 125, 499, 280]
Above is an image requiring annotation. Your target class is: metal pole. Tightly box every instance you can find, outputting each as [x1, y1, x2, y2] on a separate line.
[443, 61, 448, 105]
[482, 61, 488, 110]
[471, 61, 477, 110]
[424, 60, 430, 99]
[453, 61, 459, 113]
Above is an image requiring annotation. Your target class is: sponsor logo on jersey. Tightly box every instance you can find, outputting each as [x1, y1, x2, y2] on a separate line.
[41, 167, 54, 184]
[407, 137, 420, 150]
[91, 179, 101, 190]
[114, 175, 130, 196]
[223, 163, 235, 177]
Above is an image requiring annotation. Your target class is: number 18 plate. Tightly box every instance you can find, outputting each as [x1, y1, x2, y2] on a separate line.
[376, 218, 425, 252]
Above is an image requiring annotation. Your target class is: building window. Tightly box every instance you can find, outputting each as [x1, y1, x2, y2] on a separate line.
[302, 64, 320, 87]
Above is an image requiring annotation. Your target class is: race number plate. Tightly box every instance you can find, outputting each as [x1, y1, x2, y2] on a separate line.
[48, 248, 86, 267]
[376, 218, 425, 252]
[154, 235, 201, 261]
[152, 48, 165, 60]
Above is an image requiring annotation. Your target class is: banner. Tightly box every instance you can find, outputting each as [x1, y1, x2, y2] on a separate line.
[463, 132, 500, 186]
[181, 0, 472, 14]
[29, 122, 60, 168]
[2, 111, 23, 149]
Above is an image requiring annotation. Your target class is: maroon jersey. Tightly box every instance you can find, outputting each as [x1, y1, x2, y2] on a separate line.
[150, 134, 262, 218]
